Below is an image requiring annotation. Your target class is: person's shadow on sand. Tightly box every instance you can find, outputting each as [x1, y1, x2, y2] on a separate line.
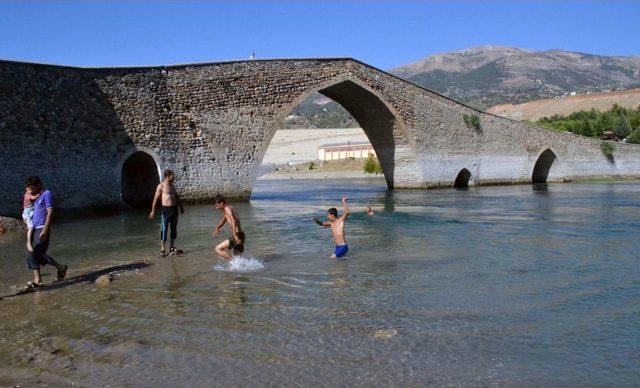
[0, 262, 151, 301]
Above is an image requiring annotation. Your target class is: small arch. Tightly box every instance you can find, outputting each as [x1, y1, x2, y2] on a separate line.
[532, 149, 558, 183]
[121, 151, 160, 208]
[454, 168, 472, 188]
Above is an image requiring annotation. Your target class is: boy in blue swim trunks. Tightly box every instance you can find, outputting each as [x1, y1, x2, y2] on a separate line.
[313, 195, 350, 259]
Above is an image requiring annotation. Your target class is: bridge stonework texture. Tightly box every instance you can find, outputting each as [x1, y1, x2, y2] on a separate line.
[1, 58, 639, 215]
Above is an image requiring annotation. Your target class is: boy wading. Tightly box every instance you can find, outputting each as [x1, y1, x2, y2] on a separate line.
[24, 176, 68, 288]
[149, 170, 184, 257]
[314, 195, 350, 259]
[213, 195, 246, 261]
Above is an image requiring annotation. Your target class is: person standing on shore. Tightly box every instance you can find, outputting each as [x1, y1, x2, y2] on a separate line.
[0, 220, 5, 235]
[213, 195, 246, 261]
[24, 176, 68, 288]
[313, 195, 350, 259]
[149, 170, 184, 257]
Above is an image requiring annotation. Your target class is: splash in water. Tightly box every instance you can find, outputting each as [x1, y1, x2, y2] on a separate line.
[214, 255, 265, 272]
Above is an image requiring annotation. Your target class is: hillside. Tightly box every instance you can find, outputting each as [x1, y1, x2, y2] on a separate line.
[487, 88, 640, 121]
[285, 46, 640, 128]
[392, 46, 640, 109]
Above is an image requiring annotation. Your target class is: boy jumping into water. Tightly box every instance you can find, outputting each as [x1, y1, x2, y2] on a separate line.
[149, 170, 184, 257]
[213, 195, 246, 261]
[313, 195, 350, 259]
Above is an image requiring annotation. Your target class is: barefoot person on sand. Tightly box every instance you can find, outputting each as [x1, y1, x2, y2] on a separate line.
[213, 195, 246, 261]
[314, 195, 350, 259]
[24, 176, 68, 288]
[149, 170, 184, 257]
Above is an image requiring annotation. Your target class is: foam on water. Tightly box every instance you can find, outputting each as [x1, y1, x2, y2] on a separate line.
[214, 255, 265, 272]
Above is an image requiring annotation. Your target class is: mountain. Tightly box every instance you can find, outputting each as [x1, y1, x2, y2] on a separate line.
[284, 46, 640, 128]
[391, 46, 640, 109]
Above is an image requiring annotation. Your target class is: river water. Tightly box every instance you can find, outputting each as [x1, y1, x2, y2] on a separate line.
[0, 179, 639, 386]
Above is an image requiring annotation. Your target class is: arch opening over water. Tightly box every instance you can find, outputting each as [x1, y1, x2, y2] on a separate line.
[121, 151, 160, 208]
[259, 78, 409, 190]
[532, 149, 558, 184]
[454, 168, 472, 188]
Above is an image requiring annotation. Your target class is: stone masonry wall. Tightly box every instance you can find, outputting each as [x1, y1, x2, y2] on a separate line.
[1, 58, 639, 215]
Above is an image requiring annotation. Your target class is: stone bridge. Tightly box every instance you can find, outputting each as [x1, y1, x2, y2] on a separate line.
[1, 58, 639, 215]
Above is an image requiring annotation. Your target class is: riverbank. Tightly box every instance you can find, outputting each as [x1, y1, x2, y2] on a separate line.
[0, 217, 24, 240]
[258, 159, 383, 180]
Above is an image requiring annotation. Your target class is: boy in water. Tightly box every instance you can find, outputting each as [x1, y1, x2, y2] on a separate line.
[213, 195, 246, 261]
[24, 176, 68, 287]
[365, 206, 375, 216]
[149, 170, 184, 257]
[313, 195, 350, 259]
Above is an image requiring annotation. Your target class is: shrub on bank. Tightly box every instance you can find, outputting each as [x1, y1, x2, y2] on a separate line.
[363, 155, 383, 175]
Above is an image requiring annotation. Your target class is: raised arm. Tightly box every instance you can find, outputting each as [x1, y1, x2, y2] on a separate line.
[340, 195, 350, 221]
[149, 184, 162, 219]
[313, 218, 331, 227]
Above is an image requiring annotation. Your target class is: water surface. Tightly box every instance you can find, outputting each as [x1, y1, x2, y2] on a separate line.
[1, 179, 639, 386]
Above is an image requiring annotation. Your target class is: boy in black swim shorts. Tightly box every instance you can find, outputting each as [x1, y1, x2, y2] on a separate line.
[213, 195, 246, 261]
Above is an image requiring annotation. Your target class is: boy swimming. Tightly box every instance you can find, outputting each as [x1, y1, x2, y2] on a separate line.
[213, 195, 246, 261]
[313, 195, 350, 259]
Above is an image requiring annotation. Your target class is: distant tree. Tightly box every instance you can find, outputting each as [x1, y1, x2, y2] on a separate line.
[363, 155, 383, 175]
[614, 116, 633, 138]
[626, 128, 640, 144]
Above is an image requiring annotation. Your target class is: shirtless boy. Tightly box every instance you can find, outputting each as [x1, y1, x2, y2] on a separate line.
[314, 195, 350, 259]
[213, 195, 245, 261]
[149, 170, 184, 256]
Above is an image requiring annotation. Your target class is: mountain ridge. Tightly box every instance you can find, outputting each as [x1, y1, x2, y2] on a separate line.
[285, 46, 640, 128]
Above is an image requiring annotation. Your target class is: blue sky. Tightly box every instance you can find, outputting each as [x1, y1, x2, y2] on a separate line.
[0, 1, 638, 69]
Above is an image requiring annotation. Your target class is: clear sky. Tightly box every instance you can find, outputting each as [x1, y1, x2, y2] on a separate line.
[1, 0, 638, 69]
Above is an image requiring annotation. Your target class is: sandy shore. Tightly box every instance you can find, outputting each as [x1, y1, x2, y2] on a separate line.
[261, 128, 368, 165]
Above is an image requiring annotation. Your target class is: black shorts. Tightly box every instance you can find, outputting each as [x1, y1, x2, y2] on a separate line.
[26, 229, 54, 270]
[228, 231, 246, 253]
[161, 206, 179, 241]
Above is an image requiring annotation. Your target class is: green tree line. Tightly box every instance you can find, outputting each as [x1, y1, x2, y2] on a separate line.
[533, 104, 640, 144]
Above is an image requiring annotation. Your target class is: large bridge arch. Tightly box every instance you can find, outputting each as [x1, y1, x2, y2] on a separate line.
[259, 76, 417, 189]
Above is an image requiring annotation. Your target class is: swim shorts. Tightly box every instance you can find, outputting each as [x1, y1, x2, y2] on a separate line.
[334, 244, 348, 258]
[161, 206, 179, 241]
[227, 231, 246, 253]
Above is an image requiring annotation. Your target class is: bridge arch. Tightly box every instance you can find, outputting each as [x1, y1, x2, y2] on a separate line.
[531, 148, 560, 183]
[267, 76, 416, 189]
[453, 168, 473, 188]
[117, 147, 162, 208]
